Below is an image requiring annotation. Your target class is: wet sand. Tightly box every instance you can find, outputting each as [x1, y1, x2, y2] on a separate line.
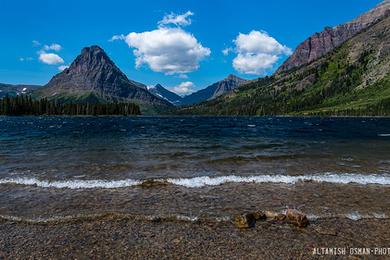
[1, 182, 390, 221]
[1, 217, 390, 259]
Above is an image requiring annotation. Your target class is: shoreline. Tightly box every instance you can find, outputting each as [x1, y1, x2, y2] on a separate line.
[0, 211, 389, 226]
[1, 181, 389, 228]
[1, 217, 389, 259]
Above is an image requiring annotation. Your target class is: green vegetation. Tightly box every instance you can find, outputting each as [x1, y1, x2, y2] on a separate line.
[32, 90, 169, 115]
[176, 27, 390, 116]
[0, 95, 141, 116]
[175, 16, 390, 117]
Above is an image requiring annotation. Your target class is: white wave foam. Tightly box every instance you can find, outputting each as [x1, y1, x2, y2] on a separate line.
[1, 173, 390, 189]
[167, 173, 390, 188]
[0, 178, 141, 189]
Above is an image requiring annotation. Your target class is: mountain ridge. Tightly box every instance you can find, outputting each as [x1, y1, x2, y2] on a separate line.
[146, 74, 247, 106]
[34, 45, 172, 113]
[149, 84, 183, 105]
[277, 1, 390, 73]
[177, 12, 390, 116]
[180, 74, 247, 106]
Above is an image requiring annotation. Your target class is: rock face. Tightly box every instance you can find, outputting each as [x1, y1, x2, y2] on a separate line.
[36, 46, 171, 108]
[277, 1, 390, 73]
[181, 74, 247, 106]
[210, 74, 248, 99]
[148, 84, 183, 105]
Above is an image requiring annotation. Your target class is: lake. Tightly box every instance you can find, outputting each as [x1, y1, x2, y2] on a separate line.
[1, 116, 390, 222]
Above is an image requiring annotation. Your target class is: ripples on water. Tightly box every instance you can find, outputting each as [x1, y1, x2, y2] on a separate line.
[1, 116, 390, 180]
[0, 116, 390, 221]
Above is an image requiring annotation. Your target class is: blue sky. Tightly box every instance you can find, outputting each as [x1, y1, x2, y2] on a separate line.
[0, 0, 382, 94]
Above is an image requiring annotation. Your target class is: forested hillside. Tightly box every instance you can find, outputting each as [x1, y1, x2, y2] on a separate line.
[177, 15, 390, 116]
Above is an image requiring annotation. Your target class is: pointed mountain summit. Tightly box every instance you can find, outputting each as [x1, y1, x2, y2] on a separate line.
[211, 74, 247, 99]
[277, 1, 390, 73]
[148, 84, 183, 105]
[35, 45, 172, 111]
[180, 74, 247, 106]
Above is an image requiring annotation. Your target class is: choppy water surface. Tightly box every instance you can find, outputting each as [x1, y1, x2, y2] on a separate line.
[1, 116, 390, 222]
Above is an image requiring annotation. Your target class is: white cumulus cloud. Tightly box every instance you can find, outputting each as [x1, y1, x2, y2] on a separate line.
[58, 65, 69, 71]
[171, 81, 195, 95]
[125, 28, 210, 75]
[109, 34, 125, 42]
[229, 30, 292, 75]
[111, 11, 210, 76]
[39, 52, 64, 65]
[34, 41, 65, 66]
[233, 53, 278, 75]
[43, 43, 62, 51]
[158, 11, 194, 27]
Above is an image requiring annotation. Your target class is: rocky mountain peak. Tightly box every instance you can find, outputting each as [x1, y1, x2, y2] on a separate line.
[276, 1, 390, 73]
[223, 74, 244, 82]
[211, 75, 247, 99]
[44, 45, 139, 94]
[37, 46, 172, 110]
[220, 74, 247, 85]
[63, 45, 129, 86]
[225, 74, 237, 79]
[148, 84, 183, 105]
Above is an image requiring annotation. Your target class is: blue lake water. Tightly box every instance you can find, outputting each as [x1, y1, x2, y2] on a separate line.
[0, 116, 390, 221]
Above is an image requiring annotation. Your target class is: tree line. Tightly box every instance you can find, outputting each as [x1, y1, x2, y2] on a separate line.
[0, 95, 141, 116]
[175, 48, 390, 117]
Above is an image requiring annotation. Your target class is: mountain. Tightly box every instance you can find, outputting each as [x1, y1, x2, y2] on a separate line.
[0, 83, 41, 99]
[177, 10, 390, 116]
[148, 84, 183, 105]
[180, 74, 247, 106]
[146, 75, 247, 106]
[211, 74, 248, 99]
[277, 0, 390, 73]
[34, 45, 172, 113]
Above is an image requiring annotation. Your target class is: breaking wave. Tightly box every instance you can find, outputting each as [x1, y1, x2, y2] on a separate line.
[1, 173, 390, 189]
[0, 178, 142, 189]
